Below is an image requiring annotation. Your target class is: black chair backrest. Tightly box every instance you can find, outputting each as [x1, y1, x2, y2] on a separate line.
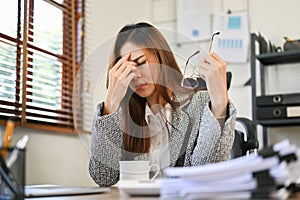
[231, 117, 259, 159]
[196, 71, 232, 90]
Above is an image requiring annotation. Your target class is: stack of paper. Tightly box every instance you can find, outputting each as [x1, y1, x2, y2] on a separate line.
[161, 139, 300, 199]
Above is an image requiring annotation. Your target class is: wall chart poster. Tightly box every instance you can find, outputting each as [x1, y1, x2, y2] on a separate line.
[212, 11, 250, 63]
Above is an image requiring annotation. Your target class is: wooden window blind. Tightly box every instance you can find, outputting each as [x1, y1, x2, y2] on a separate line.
[0, 0, 84, 133]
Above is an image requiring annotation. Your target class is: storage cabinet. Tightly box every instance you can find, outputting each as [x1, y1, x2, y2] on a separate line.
[250, 33, 300, 147]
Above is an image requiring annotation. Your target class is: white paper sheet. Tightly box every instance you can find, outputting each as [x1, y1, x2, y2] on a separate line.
[161, 139, 299, 199]
[163, 154, 279, 178]
[176, 0, 211, 44]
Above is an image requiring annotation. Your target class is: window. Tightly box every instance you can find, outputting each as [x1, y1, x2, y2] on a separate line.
[0, 0, 84, 133]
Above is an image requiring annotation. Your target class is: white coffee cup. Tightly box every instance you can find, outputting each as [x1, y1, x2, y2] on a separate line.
[119, 160, 159, 181]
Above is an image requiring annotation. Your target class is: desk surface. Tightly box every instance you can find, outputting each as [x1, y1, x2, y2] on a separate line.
[24, 186, 300, 200]
[24, 187, 159, 200]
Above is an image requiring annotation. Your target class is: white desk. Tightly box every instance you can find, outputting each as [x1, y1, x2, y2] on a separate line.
[24, 186, 300, 200]
[24, 187, 159, 200]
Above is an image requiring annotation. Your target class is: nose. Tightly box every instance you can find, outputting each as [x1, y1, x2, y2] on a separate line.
[133, 68, 142, 79]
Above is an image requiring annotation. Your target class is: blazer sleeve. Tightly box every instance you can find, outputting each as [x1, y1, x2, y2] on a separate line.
[88, 102, 123, 187]
[190, 99, 237, 165]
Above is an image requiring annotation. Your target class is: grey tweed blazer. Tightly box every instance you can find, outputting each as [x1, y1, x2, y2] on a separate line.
[89, 91, 237, 187]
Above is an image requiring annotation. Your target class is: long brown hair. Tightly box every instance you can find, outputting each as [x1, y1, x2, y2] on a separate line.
[107, 22, 186, 154]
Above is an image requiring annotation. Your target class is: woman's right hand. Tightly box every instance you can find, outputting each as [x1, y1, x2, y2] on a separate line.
[103, 53, 137, 115]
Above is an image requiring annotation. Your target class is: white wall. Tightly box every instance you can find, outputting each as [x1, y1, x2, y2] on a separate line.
[0, 125, 95, 186]
[2, 0, 299, 186]
[224, 0, 300, 147]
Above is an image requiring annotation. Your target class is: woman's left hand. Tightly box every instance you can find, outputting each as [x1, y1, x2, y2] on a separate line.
[197, 52, 228, 118]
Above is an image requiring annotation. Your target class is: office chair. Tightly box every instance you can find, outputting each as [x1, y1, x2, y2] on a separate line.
[231, 117, 259, 158]
[196, 71, 232, 90]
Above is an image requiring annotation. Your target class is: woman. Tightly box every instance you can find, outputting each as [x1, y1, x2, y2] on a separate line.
[89, 22, 236, 187]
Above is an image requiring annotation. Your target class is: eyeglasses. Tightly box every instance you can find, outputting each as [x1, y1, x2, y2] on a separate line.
[181, 32, 220, 89]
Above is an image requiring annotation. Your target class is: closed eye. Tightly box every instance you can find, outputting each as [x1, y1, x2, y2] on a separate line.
[132, 55, 144, 62]
[136, 60, 146, 66]
[132, 55, 146, 66]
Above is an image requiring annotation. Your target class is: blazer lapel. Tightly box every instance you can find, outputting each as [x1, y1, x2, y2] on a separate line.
[170, 107, 190, 166]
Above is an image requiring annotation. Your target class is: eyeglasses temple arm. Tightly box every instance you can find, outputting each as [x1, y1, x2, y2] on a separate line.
[208, 32, 220, 53]
[183, 50, 200, 76]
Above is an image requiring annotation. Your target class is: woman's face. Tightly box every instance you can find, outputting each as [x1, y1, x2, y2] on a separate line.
[120, 42, 158, 101]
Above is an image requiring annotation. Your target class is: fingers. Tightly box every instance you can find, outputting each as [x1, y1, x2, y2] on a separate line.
[204, 53, 226, 68]
[198, 53, 228, 114]
[194, 53, 227, 92]
[114, 53, 131, 70]
[111, 53, 137, 74]
[109, 53, 138, 79]
[119, 64, 138, 84]
[197, 53, 226, 74]
[210, 53, 226, 70]
[105, 54, 138, 113]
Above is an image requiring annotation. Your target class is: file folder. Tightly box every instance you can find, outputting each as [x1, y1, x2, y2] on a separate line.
[256, 106, 300, 119]
[256, 93, 300, 107]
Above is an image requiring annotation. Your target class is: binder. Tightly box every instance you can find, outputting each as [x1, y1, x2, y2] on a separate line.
[256, 93, 300, 107]
[256, 105, 300, 119]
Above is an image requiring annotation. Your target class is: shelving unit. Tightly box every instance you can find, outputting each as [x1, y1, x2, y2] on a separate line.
[250, 33, 300, 147]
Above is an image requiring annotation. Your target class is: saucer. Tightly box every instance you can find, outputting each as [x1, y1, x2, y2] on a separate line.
[117, 180, 161, 196]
